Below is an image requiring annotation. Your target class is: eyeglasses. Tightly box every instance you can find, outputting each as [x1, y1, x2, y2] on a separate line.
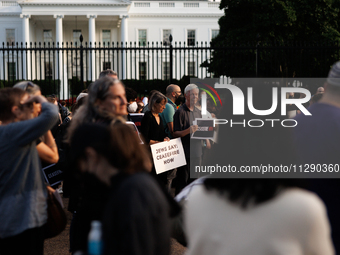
[24, 82, 34, 91]
[174, 91, 182, 95]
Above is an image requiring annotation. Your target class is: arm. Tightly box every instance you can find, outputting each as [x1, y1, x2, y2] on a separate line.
[173, 110, 185, 138]
[140, 113, 151, 144]
[167, 122, 174, 137]
[205, 139, 211, 149]
[36, 130, 59, 164]
[162, 105, 175, 137]
[9, 98, 59, 147]
[173, 126, 198, 138]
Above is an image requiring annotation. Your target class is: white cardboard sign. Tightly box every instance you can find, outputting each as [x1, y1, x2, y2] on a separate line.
[150, 138, 187, 174]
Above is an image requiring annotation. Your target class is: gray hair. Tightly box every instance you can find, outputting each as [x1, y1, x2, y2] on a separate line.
[99, 69, 118, 79]
[184, 83, 198, 95]
[66, 77, 123, 143]
[148, 91, 167, 112]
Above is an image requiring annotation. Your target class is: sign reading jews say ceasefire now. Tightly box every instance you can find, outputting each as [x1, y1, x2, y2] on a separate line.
[150, 138, 187, 174]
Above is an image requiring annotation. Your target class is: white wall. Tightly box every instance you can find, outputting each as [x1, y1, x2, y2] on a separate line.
[128, 16, 219, 43]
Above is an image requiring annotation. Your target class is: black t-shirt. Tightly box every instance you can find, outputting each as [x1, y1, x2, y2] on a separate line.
[102, 173, 173, 255]
[173, 103, 202, 158]
[140, 111, 166, 144]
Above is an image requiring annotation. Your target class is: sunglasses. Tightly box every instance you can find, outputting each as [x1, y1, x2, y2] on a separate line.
[22, 81, 35, 91]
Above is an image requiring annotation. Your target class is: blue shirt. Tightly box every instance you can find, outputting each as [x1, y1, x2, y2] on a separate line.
[159, 98, 176, 138]
[0, 103, 59, 238]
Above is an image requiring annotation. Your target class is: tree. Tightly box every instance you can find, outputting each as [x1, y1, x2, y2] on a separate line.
[203, 0, 340, 77]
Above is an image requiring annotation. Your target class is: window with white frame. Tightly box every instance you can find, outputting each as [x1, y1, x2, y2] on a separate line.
[102, 30, 111, 45]
[6, 29, 15, 45]
[43, 30, 53, 44]
[138, 30, 147, 46]
[188, 61, 195, 76]
[8, 62, 16, 80]
[139, 62, 147, 80]
[163, 29, 171, 46]
[163, 62, 170, 80]
[73, 30, 81, 46]
[212, 29, 219, 40]
[187, 30, 195, 46]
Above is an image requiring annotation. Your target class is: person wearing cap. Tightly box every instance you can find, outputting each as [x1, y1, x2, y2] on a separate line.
[294, 61, 340, 253]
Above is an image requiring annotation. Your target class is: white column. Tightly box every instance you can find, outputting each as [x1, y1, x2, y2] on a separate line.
[87, 14, 97, 81]
[120, 15, 128, 79]
[20, 14, 30, 80]
[54, 15, 65, 99]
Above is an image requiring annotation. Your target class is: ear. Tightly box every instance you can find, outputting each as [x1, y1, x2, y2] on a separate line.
[11, 106, 20, 119]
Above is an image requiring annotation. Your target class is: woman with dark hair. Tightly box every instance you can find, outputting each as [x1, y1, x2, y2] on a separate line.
[184, 82, 334, 255]
[140, 91, 172, 190]
[70, 123, 179, 255]
[141, 91, 170, 145]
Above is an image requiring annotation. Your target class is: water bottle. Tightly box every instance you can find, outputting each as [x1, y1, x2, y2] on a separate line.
[88, 221, 103, 255]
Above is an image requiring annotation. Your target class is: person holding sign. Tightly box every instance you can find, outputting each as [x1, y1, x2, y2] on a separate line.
[141, 91, 172, 189]
[173, 84, 204, 194]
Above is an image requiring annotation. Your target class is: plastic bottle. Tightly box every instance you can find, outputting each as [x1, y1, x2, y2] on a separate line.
[88, 221, 103, 255]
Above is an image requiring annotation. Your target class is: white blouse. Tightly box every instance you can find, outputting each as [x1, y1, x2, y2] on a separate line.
[185, 186, 334, 255]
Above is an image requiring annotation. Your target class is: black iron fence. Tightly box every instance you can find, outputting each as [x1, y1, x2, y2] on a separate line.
[1, 37, 339, 101]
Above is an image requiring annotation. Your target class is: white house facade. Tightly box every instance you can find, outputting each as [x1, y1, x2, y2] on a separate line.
[0, 0, 223, 97]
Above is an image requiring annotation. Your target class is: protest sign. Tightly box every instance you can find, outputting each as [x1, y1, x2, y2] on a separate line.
[150, 138, 186, 174]
[42, 164, 64, 186]
[128, 113, 144, 132]
[192, 118, 215, 139]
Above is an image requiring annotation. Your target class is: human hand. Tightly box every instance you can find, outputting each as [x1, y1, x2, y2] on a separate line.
[164, 137, 170, 142]
[206, 139, 211, 149]
[190, 125, 198, 134]
[24, 95, 47, 104]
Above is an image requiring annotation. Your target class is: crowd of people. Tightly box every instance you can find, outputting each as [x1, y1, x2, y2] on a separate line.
[0, 62, 340, 255]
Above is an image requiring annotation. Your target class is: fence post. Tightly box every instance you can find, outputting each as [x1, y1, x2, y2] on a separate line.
[169, 34, 173, 84]
[80, 34, 84, 85]
[256, 34, 260, 77]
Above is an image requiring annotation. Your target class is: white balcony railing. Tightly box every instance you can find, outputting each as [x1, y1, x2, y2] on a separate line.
[134, 2, 150, 7]
[208, 2, 219, 7]
[1, 1, 19, 6]
[159, 2, 175, 7]
[184, 3, 199, 8]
